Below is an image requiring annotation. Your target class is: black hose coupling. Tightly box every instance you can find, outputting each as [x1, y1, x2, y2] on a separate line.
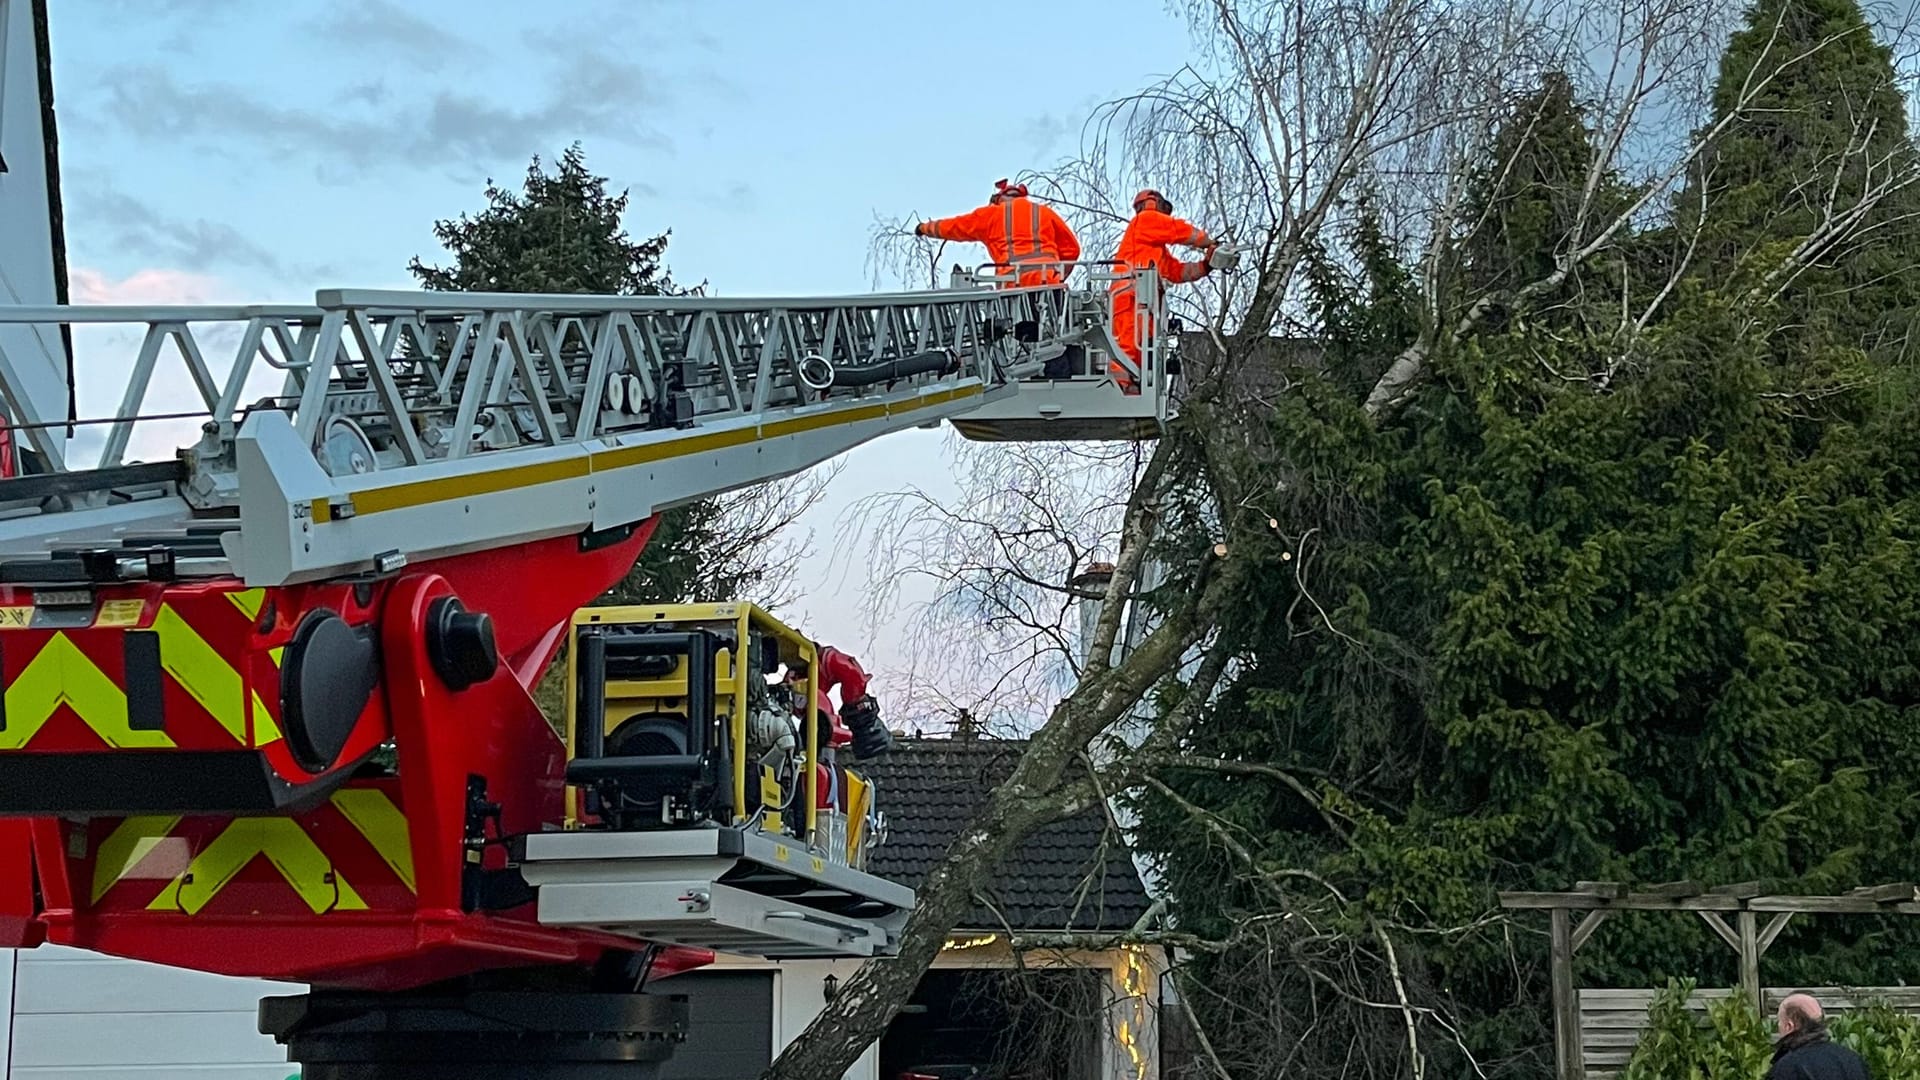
[427, 596, 499, 692]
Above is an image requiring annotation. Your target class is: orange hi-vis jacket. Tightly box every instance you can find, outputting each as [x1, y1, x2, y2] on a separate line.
[921, 196, 1082, 286]
[1110, 208, 1212, 378]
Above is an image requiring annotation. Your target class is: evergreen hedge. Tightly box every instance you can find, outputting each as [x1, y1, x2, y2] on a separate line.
[1623, 979, 1920, 1079]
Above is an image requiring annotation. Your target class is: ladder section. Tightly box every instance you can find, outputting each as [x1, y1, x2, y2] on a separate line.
[517, 826, 914, 959]
[0, 285, 1077, 586]
[940, 262, 1182, 443]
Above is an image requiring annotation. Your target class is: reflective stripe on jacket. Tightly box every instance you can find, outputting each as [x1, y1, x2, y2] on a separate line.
[924, 197, 1082, 286]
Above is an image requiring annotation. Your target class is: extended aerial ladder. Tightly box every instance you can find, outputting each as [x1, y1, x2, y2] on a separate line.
[0, 277, 1184, 1078]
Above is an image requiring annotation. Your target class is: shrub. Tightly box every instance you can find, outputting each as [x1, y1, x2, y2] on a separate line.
[1620, 980, 1920, 1079]
[1830, 1003, 1920, 1079]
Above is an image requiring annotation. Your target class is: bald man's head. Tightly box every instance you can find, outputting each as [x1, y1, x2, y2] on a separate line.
[1778, 993, 1824, 1035]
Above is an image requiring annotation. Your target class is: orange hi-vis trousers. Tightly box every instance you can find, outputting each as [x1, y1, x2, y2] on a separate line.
[1106, 209, 1212, 395]
[1109, 282, 1150, 395]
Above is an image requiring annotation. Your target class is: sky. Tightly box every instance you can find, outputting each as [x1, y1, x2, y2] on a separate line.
[39, 0, 1195, 714]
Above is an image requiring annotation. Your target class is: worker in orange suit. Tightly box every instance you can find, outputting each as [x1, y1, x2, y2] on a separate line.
[1110, 188, 1219, 394]
[914, 179, 1081, 287]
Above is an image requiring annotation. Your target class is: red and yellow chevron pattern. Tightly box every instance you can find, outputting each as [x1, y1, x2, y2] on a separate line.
[0, 586, 284, 754]
[83, 782, 415, 917]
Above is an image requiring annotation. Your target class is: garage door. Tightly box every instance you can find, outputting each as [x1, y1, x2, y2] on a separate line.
[652, 971, 774, 1080]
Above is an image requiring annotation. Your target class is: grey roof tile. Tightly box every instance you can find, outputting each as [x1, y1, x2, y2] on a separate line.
[860, 736, 1153, 932]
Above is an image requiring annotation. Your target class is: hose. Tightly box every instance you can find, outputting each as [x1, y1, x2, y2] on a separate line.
[824, 349, 959, 388]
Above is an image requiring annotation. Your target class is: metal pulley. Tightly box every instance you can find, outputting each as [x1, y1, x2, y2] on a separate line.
[605, 373, 647, 415]
[320, 416, 378, 477]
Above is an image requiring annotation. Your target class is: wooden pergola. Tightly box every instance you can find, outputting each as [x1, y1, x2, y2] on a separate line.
[1500, 880, 1920, 1080]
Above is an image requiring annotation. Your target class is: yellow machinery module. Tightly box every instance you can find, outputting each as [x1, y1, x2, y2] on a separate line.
[562, 602, 883, 870]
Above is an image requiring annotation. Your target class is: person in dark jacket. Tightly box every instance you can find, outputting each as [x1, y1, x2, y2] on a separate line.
[1769, 993, 1869, 1080]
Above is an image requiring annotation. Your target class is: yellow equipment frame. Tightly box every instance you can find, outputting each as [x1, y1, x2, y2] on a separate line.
[563, 602, 821, 836]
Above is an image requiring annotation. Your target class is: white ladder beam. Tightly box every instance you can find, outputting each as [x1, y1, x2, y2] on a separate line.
[0, 279, 1173, 585]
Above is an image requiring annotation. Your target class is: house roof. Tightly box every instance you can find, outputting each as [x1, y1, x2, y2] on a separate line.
[860, 736, 1154, 933]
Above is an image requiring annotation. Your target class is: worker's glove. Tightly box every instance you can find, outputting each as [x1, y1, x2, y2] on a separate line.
[914, 222, 933, 238]
[842, 695, 893, 760]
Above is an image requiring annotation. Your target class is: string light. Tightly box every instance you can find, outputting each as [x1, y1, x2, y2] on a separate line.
[1115, 945, 1150, 1080]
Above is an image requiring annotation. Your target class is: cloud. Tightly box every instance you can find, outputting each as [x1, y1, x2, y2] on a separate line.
[1018, 113, 1071, 158]
[86, 0, 240, 19]
[310, 0, 488, 71]
[66, 186, 317, 280]
[522, 25, 735, 101]
[693, 182, 757, 214]
[90, 0, 236, 11]
[70, 267, 234, 306]
[96, 60, 672, 182]
[535, 1, 721, 53]
[82, 0, 241, 54]
[337, 80, 391, 108]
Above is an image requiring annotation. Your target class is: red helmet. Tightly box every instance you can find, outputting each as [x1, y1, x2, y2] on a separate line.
[993, 178, 1029, 201]
[1133, 189, 1172, 214]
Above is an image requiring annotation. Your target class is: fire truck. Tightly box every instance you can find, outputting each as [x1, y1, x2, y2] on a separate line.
[0, 5, 1183, 1076]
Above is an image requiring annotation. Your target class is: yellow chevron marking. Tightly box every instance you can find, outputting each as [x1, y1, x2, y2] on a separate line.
[250, 690, 282, 747]
[330, 790, 415, 893]
[147, 819, 365, 915]
[92, 815, 185, 903]
[0, 634, 173, 750]
[152, 604, 245, 745]
[257, 649, 284, 745]
[227, 589, 265, 620]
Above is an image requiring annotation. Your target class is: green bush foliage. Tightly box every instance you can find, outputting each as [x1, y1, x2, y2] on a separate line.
[1622, 980, 1920, 1079]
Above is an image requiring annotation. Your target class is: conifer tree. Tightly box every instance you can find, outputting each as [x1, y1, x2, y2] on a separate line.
[1678, 0, 1920, 357]
[411, 145, 783, 604]
[1461, 74, 1605, 293]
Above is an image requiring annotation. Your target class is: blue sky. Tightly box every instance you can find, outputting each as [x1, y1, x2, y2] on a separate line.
[46, 0, 1193, 708]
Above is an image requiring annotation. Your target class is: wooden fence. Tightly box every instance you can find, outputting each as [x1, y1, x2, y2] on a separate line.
[1579, 986, 1920, 1077]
